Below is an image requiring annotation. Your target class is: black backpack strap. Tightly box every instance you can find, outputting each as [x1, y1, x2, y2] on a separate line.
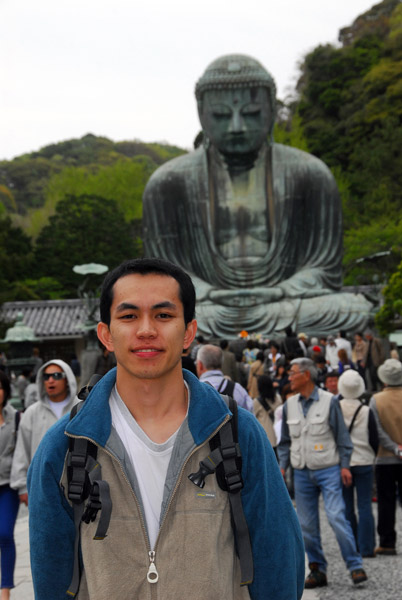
[348, 403, 364, 434]
[219, 398, 253, 585]
[217, 378, 235, 398]
[66, 376, 112, 598]
[188, 395, 254, 586]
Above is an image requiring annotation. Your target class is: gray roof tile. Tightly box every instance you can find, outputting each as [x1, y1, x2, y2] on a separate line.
[1, 299, 99, 339]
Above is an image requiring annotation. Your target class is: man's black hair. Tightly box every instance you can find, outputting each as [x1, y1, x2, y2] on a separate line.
[100, 258, 196, 326]
[324, 371, 339, 381]
[219, 339, 229, 350]
[257, 374, 275, 401]
[0, 371, 11, 406]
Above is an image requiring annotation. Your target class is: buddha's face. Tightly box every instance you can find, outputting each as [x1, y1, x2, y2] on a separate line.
[199, 86, 272, 156]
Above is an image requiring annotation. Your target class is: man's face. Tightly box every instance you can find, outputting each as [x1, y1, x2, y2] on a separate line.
[288, 365, 310, 393]
[43, 364, 68, 402]
[98, 274, 197, 383]
[199, 86, 272, 156]
[325, 376, 338, 395]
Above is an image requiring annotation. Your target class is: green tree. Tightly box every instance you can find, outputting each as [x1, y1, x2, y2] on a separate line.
[375, 258, 402, 334]
[33, 194, 140, 297]
[0, 216, 34, 302]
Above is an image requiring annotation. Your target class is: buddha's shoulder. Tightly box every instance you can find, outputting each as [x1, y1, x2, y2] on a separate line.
[144, 147, 206, 191]
[273, 143, 334, 178]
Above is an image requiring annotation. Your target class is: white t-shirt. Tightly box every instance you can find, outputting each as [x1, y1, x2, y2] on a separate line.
[109, 384, 189, 549]
[47, 395, 71, 419]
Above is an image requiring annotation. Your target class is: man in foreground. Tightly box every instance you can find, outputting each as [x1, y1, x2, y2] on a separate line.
[28, 258, 304, 600]
[278, 358, 367, 589]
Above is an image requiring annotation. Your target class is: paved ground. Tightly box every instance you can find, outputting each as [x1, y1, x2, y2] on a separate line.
[10, 499, 402, 599]
[310, 498, 402, 600]
[12, 506, 34, 600]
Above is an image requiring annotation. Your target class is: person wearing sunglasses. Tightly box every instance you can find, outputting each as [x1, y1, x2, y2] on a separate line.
[10, 360, 77, 507]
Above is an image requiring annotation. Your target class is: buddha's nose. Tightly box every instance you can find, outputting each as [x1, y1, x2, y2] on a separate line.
[228, 110, 246, 133]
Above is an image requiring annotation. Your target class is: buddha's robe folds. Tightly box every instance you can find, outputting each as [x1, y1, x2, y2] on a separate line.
[143, 143, 371, 336]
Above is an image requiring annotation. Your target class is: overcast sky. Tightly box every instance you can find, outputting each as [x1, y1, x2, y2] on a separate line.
[1, 0, 375, 160]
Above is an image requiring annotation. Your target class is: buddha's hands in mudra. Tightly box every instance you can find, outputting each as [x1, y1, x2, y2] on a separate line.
[208, 287, 284, 307]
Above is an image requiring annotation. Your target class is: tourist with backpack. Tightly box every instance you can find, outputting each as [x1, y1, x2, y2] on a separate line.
[196, 344, 254, 412]
[27, 258, 304, 599]
[338, 370, 378, 557]
[0, 371, 20, 600]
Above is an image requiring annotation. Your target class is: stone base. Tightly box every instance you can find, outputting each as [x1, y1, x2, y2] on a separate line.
[195, 293, 373, 337]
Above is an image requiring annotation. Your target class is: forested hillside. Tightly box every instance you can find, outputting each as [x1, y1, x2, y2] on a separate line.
[0, 135, 185, 301]
[275, 0, 402, 332]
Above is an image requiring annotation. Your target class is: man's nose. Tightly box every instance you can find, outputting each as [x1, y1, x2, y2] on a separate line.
[136, 316, 157, 337]
[228, 109, 246, 133]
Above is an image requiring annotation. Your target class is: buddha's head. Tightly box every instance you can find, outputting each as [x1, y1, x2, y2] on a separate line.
[195, 54, 276, 160]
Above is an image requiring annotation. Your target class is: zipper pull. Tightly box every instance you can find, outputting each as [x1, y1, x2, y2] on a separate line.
[147, 550, 159, 583]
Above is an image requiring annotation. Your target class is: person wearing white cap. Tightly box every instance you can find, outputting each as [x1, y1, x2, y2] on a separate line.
[369, 358, 402, 555]
[339, 370, 378, 557]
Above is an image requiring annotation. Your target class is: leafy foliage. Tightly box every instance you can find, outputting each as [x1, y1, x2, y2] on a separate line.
[375, 258, 402, 334]
[33, 194, 140, 297]
[279, 0, 402, 300]
[0, 216, 34, 302]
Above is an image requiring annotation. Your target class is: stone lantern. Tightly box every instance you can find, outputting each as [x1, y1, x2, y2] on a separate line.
[73, 263, 109, 386]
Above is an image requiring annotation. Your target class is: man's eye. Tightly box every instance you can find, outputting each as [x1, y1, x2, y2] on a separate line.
[119, 314, 136, 320]
[157, 313, 172, 319]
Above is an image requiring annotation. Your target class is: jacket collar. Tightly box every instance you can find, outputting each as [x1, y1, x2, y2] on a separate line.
[65, 367, 230, 447]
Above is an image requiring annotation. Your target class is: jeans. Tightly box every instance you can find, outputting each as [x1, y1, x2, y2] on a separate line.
[294, 465, 363, 573]
[375, 463, 402, 548]
[342, 465, 375, 556]
[0, 485, 20, 589]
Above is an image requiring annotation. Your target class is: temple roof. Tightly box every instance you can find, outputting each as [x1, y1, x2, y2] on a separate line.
[0, 299, 98, 340]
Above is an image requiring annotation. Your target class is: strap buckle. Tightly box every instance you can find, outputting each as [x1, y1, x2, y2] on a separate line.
[225, 469, 243, 493]
[221, 443, 239, 460]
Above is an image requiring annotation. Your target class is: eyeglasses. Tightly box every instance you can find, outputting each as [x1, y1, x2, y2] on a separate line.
[288, 370, 305, 378]
[43, 372, 66, 381]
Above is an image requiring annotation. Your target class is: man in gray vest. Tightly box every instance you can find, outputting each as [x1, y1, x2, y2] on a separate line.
[277, 358, 367, 588]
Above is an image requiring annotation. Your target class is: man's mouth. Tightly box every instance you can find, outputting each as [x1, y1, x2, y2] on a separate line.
[132, 348, 162, 357]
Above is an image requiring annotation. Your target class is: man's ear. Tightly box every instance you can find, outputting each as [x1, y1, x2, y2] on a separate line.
[183, 320, 197, 350]
[97, 322, 114, 352]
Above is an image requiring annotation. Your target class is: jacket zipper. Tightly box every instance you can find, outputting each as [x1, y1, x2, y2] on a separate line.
[66, 413, 230, 597]
[150, 414, 231, 585]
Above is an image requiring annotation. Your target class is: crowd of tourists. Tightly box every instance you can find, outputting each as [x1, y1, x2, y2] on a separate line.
[185, 328, 402, 589]
[1, 267, 402, 598]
